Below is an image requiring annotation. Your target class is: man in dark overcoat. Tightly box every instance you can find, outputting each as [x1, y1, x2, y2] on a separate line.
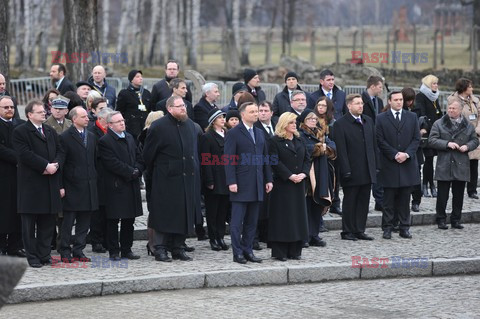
[0, 96, 26, 257]
[98, 111, 144, 260]
[376, 91, 420, 239]
[143, 96, 198, 262]
[12, 99, 64, 268]
[59, 107, 99, 262]
[224, 101, 273, 264]
[333, 94, 377, 241]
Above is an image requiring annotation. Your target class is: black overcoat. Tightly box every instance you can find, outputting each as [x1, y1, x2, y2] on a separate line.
[413, 92, 442, 157]
[88, 123, 107, 205]
[60, 126, 99, 212]
[142, 113, 197, 235]
[361, 90, 384, 124]
[332, 113, 377, 187]
[0, 118, 25, 232]
[272, 84, 306, 119]
[12, 121, 64, 215]
[154, 97, 194, 120]
[98, 129, 144, 219]
[200, 130, 229, 195]
[194, 97, 218, 131]
[376, 109, 421, 187]
[267, 136, 309, 242]
[116, 85, 151, 139]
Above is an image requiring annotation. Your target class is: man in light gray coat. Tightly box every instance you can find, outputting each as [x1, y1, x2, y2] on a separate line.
[428, 98, 479, 230]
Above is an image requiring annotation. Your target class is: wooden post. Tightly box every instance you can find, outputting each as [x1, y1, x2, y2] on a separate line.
[412, 24, 417, 65]
[433, 29, 439, 70]
[335, 28, 340, 65]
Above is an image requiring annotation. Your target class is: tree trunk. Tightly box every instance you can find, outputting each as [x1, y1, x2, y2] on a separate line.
[176, 0, 184, 65]
[232, 0, 240, 50]
[0, 0, 9, 84]
[475, 0, 480, 49]
[22, 0, 31, 70]
[37, 0, 52, 70]
[63, 0, 99, 82]
[240, 0, 255, 65]
[102, 0, 110, 50]
[157, 0, 166, 65]
[187, 0, 200, 68]
[146, 0, 160, 67]
[116, 1, 131, 56]
[168, 1, 178, 60]
[286, 0, 296, 56]
[223, 0, 241, 72]
[14, 0, 24, 68]
[265, 0, 278, 64]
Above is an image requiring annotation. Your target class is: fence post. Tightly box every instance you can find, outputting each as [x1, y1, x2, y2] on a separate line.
[441, 27, 445, 65]
[433, 29, 439, 69]
[335, 28, 340, 65]
[412, 24, 417, 65]
[386, 28, 391, 64]
[310, 29, 316, 66]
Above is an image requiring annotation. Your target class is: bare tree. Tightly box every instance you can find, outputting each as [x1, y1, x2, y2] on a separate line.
[0, 0, 9, 82]
[13, 0, 24, 67]
[63, 0, 99, 82]
[187, 0, 200, 68]
[222, 0, 241, 73]
[146, 0, 161, 67]
[22, 0, 31, 69]
[116, 1, 132, 57]
[240, 0, 255, 65]
[176, 0, 184, 65]
[131, 0, 145, 66]
[168, 1, 179, 60]
[37, 0, 52, 70]
[102, 0, 110, 50]
[232, 0, 240, 50]
[157, 0, 167, 65]
[265, 0, 279, 64]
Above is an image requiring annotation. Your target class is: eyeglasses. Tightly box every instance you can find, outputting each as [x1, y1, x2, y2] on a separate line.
[317, 103, 327, 107]
[172, 104, 186, 108]
[306, 117, 318, 121]
[109, 119, 125, 124]
[292, 98, 307, 102]
[1, 106, 14, 110]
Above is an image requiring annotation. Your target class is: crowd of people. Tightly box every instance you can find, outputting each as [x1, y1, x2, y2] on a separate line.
[0, 61, 478, 268]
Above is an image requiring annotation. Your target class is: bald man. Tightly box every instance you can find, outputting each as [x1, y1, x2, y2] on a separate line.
[87, 65, 116, 109]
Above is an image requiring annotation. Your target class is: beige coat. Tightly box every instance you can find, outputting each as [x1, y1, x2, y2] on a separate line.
[44, 115, 72, 135]
[449, 92, 480, 159]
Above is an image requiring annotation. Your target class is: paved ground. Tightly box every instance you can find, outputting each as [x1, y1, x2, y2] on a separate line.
[3, 274, 480, 318]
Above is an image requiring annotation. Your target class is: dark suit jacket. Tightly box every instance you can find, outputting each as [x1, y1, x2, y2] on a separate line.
[200, 130, 228, 195]
[246, 85, 266, 105]
[88, 123, 107, 205]
[224, 122, 273, 202]
[60, 126, 99, 212]
[272, 84, 307, 119]
[332, 113, 377, 187]
[254, 119, 277, 140]
[308, 85, 347, 120]
[12, 121, 64, 215]
[376, 109, 421, 188]
[154, 97, 194, 120]
[361, 90, 384, 124]
[150, 78, 193, 107]
[98, 129, 144, 219]
[194, 97, 218, 131]
[56, 77, 76, 95]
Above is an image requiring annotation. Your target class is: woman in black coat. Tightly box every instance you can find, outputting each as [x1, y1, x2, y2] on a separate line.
[413, 74, 442, 197]
[268, 112, 310, 261]
[298, 110, 336, 247]
[200, 109, 230, 251]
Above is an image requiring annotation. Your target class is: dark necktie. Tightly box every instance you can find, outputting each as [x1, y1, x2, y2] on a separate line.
[355, 117, 363, 125]
[37, 127, 44, 137]
[251, 89, 257, 97]
[266, 125, 273, 136]
[395, 111, 400, 122]
[372, 97, 378, 114]
[248, 128, 255, 143]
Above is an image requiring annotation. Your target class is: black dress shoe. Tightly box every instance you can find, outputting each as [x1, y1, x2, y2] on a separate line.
[329, 207, 342, 216]
[29, 262, 43, 268]
[233, 255, 247, 264]
[155, 250, 172, 262]
[438, 223, 449, 230]
[181, 244, 195, 252]
[273, 256, 287, 262]
[244, 253, 262, 263]
[109, 254, 121, 261]
[288, 256, 302, 260]
[309, 237, 327, 247]
[252, 241, 262, 250]
[217, 239, 229, 251]
[210, 240, 222, 251]
[73, 254, 92, 262]
[92, 244, 107, 253]
[411, 204, 420, 212]
[61, 254, 73, 263]
[7, 249, 27, 258]
[383, 229, 392, 239]
[374, 203, 383, 212]
[341, 233, 358, 241]
[41, 258, 53, 265]
[468, 193, 479, 199]
[302, 241, 310, 248]
[121, 252, 140, 260]
[451, 222, 464, 229]
[355, 233, 374, 240]
[197, 234, 209, 241]
[172, 251, 192, 261]
[399, 230, 412, 238]
[392, 225, 400, 232]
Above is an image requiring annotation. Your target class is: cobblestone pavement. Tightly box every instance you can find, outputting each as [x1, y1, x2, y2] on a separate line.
[3, 274, 480, 318]
[15, 223, 480, 286]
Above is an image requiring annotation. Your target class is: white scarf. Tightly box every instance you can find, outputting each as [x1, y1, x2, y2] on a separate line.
[419, 83, 439, 102]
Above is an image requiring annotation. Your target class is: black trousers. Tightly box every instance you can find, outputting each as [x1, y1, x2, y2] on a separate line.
[21, 214, 56, 265]
[204, 193, 229, 241]
[436, 180, 466, 224]
[106, 218, 135, 255]
[382, 187, 411, 231]
[0, 232, 23, 254]
[331, 160, 341, 210]
[89, 205, 107, 247]
[306, 196, 324, 240]
[422, 155, 435, 185]
[153, 231, 186, 254]
[467, 159, 478, 196]
[342, 184, 371, 235]
[411, 167, 422, 205]
[270, 241, 303, 259]
[60, 211, 92, 256]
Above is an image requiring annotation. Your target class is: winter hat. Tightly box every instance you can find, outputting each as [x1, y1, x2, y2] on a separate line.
[243, 68, 258, 84]
[285, 71, 299, 82]
[128, 69, 143, 82]
[232, 82, 248, 96]
[226, 109, 241, 122]
[207, 109, 226, 127]
[297, 109, 315, 124]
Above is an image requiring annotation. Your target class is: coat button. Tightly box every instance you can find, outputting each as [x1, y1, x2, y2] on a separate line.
[183, 173, 186, 176]
[183, 157, 186, 160]
[192, 173, 194, 175]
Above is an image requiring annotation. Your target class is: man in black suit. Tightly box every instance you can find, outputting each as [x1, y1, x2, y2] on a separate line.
[376, 91, 421, 239]
[98, 111, 144, 260]
[194, 82, 220, 131]
[333, 94, 377, 241]
[50, 63, 76, 95]
[150, 60, 192, 107]
[361, 75, 385, 213]
[12, 99, 64, 267]
[154, 78, 194, 120]
[224, 101, 273, 264]
[272, 71, 307, 119]
[289, 90, 308, 116]
[59, 107, 99, 262]
[0, 96, 26, 257]
[244, 69, 266, 105]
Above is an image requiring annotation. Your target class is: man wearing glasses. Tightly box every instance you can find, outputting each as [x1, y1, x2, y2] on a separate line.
[12, 99, 64, 267]
[289, 90, 308, 116]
